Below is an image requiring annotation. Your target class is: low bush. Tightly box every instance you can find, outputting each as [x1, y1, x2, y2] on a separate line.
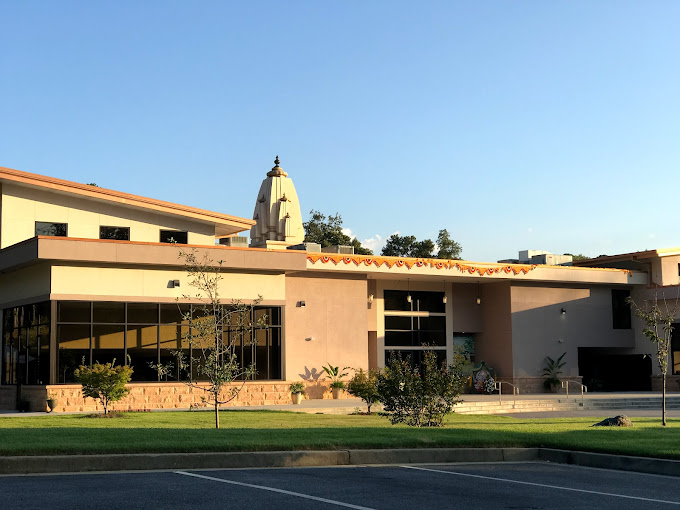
[377, 351, 465, 427]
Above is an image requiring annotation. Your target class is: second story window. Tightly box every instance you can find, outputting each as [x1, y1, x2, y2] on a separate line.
[160, 230, 188, 244]
[35, 222, 67, 237]
[100, 226, 130, 241]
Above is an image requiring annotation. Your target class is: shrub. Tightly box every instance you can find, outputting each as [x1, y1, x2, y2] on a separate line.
[323, 363, 351, 392]
[377, 351, 465, 427]
[347, 368, 380, 414]
[74, 360, 133, 415]
[289, 382, 306, 395]
[542, 352, 566, 390]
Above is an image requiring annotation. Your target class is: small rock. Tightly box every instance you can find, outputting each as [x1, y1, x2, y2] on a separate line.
[593, 415, 633, 427]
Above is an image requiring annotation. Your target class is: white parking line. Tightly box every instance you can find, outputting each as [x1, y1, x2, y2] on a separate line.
[175, 470, 377, 509]
[402, 465, 680, 506]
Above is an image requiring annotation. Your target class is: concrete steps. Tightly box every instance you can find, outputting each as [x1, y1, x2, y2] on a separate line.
[453, 395, 680, 415]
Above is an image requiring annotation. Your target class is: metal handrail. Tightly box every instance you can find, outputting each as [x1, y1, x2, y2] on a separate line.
[494, 381, 520, 406]
[561, 380, 588, 404]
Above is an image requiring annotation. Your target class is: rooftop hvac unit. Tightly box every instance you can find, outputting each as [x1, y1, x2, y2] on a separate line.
[321, 245, 355, 255]
[287, 242, 322, 252]
[219, 236, 249, 247]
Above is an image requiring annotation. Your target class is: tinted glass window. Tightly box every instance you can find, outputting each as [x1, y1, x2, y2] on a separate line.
[160, 230, 188, 244]
[93, 302, 125, 323]
[100, 226, 130, 240]
[384, 290, 411, 311]
[127, 303, 159, 324]
[612, 289, 631, 329]
[414, 292, 445, 313]
[58, 301, 91, 323]
[35, 222, 67, 237]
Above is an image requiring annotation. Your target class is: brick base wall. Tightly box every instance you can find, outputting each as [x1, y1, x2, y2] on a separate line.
[0, 380, 342, 412]
[651, 375, 680, 392]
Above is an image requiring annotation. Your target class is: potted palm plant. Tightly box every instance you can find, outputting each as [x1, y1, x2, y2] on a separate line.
[542, 352, 566, 393]
[289, 382, 306, 404]
[322, 363, 350, 399]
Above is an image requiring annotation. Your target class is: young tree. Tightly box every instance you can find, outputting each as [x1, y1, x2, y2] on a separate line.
[628, 294, 678, 426]
[175, 248, 268, 429]
[347, 368, 380, 414]
[303, 210, 372, 255]
[74, 360, 133, 415]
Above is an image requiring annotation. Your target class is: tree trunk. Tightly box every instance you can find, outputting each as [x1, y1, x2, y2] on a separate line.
[663, 373, 667, 427]
[214, 396, 220, 429]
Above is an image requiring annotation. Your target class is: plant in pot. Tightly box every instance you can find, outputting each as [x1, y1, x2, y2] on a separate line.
[46, 391, 59, 413]
[542, 352, 566, 393]
[322, 363, 350, 399]
[289, 382, 306, 404]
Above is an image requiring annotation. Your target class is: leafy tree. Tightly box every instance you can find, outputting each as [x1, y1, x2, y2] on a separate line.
[74, 360, 133, 415]
[627, 294, 677, 426]
[377, 351, 465, 427]
[347, 368, 380, 414]
[381, 230, 462, 259]
[173, 248, 268, 429]
[436, 229, 462, 259]
[303, 210, 372, 255]
[565, 253, 591, 261]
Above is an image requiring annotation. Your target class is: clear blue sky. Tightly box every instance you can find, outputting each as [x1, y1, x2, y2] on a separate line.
[2, 1, 679, 261]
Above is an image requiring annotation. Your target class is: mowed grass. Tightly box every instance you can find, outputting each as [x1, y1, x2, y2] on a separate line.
[0, 411, 678, 459]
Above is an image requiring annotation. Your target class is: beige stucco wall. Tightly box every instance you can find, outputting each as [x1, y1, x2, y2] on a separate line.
[452, 283, 482, 332]
[284, 273, 368, 382]
[50, 265, 286, 303]
[0, 263, 51, 308]
[1, 183, 216, 248]
[477, 282, 513, 377]
[510, 285, 635, 378]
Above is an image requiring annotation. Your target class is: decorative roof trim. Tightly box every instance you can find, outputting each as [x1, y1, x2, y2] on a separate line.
[307, 253, 536, 275]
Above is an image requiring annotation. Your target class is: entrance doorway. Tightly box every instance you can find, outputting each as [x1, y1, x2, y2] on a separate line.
[578, 348, 652, 391]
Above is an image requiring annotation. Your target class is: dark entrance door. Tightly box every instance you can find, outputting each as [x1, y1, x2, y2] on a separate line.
[578, 348, 652, 391]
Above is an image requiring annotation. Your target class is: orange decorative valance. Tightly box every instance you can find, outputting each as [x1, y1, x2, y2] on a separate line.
[306, 253, 536, 276]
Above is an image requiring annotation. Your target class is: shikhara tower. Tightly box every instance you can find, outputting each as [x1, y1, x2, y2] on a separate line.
[250, 156, 304, 249]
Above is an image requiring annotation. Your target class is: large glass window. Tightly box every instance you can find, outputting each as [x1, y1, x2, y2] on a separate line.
[2, 302, 50, 385]
[612, 289, 632, 329]
[55, 301, 282, 382]
[383, 290, 446, 367]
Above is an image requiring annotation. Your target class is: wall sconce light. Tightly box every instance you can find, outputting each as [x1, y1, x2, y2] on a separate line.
[297, 301, 306, 308]
[368, 294, 374, 304]
[169, 280, 181, 288]
[305, 336, 314, 342]
[476, 297, 481, 305]
[561, 308, 567, 315]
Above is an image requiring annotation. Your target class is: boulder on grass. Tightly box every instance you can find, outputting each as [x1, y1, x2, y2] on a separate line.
[593, 415, 633, 427]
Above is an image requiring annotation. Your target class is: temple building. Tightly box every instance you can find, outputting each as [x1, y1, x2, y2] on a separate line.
[0, 158, 677, 412]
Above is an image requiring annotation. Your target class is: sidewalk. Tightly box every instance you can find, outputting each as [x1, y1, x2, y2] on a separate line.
[2, 391, 679, 418]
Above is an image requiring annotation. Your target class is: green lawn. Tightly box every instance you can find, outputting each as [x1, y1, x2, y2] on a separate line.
[0, 411, 678, 459]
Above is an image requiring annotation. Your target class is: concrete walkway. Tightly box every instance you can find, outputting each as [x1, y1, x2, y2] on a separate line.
[2, 391, 679, 418]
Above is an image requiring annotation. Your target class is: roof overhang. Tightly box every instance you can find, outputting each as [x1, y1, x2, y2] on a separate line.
[0, 165, 255, 236]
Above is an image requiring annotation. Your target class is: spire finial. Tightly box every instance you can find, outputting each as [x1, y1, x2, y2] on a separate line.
[267, 154, 288, 177]
[274, 155, 280, 166]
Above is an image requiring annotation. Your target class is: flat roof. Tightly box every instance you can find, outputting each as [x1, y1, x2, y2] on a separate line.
[0, 165, 255, 236]
[572, 246, 680, 266]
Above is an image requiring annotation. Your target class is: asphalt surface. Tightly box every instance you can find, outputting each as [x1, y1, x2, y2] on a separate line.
[2, 462, 679, 509]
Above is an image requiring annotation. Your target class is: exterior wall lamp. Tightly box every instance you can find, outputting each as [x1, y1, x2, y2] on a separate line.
[561, 308, 567, 315]
[297, 301, 306, 308]
[368, 294, 374, 304]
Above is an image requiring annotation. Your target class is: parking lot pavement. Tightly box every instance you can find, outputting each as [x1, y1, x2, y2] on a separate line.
[1, 462, 679, 509]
